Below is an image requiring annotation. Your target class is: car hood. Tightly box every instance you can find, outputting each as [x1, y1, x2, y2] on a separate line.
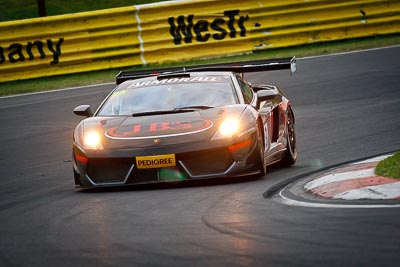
[79, 105, 250, 149]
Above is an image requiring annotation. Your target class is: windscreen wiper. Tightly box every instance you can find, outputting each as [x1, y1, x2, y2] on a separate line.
[131, 109, 193, 117]
[173, 105, 214, 111]
[131, 106, 214, 117]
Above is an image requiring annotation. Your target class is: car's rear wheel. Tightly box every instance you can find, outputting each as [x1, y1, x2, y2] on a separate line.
[281, 108, 297, 166]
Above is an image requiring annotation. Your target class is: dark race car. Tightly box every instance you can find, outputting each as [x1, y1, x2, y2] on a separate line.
[72, 58, 297, 188]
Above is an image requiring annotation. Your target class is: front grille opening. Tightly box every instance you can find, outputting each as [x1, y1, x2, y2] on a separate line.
[87, 158, 133, 183]
[181, 148, 233, 176]
[127, 167, 189, 184]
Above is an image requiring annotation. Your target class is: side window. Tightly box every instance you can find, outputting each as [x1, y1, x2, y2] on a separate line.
[236, 75, 254, 104]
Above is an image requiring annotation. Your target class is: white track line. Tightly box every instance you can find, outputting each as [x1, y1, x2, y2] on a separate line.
[0, 82, 114, 100]
[300, 44, 400, 60]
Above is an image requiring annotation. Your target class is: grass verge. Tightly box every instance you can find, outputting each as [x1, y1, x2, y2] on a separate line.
[0, 0, 171, 22]
[0, 34, 399, 97]
[375, 152, 400, 179]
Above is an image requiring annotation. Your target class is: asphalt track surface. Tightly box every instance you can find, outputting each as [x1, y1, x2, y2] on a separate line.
[1, 46, 399, 267]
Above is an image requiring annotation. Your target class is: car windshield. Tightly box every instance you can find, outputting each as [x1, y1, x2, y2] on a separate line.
[97, 76, 238, 116]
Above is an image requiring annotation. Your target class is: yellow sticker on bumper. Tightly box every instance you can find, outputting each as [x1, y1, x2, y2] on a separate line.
[136, 154, 176, 169]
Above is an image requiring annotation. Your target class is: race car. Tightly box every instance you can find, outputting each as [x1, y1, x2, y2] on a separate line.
[72, 57, 297, 188]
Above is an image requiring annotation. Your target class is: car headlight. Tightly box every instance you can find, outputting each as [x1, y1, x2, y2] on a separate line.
[212, 117, 241, 140]
[83, 131, 103, 150]
[219, 118, 240, 137]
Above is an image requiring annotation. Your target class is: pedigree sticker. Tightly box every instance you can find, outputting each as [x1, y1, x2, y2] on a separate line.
[136, 154, 176, 169]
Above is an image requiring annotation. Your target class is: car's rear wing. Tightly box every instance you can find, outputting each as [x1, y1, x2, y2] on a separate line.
[116, 56, 296, 84]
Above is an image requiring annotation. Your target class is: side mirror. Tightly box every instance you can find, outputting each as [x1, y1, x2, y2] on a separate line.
[73, 105, 93, 117]
[256, 90, 280, 109]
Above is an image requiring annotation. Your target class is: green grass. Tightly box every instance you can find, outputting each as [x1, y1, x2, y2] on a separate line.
[375, 152, 400, 179]
[0, 33, 399, 97]
[0, 0, 170, 22]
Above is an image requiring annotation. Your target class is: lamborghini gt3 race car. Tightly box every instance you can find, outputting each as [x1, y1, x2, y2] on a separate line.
[72, 58, 297, 188]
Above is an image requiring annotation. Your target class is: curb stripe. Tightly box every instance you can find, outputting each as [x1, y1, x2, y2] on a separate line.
[334, 181, 400, 200]
[304, 154, 400, 200]
[278, 190, 400, 209]
[310, 175, 399, 198]
[351, 155, 391, 165]
[335, 162, 382, 173]
[305, 168, 376, 190]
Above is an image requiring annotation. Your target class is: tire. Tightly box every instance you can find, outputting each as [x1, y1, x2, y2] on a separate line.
[73, 168, 81, 186]
[281, 108, 297, 167]
[248, 124, 266, 177]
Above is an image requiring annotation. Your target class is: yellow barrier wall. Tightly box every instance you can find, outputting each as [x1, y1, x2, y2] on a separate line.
[0, 0, 399, 82]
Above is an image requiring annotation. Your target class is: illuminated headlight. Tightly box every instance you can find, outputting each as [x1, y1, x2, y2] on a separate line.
[212, 118, 241, 140]
[84, 131, 103, 150]
[219, 118, 240, 137]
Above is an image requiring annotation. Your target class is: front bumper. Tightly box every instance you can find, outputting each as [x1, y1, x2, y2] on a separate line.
[72, 133, 260, 188]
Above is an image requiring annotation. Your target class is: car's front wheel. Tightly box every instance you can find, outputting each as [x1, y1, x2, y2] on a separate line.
[281, 108, 297, 166]
[73, 168, 81, 186]
[248, 124, 266, 177]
